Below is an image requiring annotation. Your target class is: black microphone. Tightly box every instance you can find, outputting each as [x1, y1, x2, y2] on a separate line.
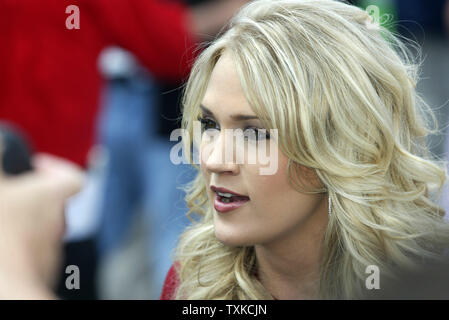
[0, 122, 33, 175]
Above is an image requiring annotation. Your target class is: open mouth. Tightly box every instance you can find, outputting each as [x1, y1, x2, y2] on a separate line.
[216, 191, 250, 203]
[211, 186, 250, 213]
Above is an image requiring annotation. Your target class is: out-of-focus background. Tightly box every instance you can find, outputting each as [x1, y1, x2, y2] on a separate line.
[0, 0, 448, 299]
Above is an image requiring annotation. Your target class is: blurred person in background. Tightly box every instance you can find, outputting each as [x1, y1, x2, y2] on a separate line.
[0, 0, 247, 299]
[93, 47, 195, 299]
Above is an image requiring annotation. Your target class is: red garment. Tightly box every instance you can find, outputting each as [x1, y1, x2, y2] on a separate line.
[0, 0, 197, 167]
[159, 263, 278, 299]
[160, 263, 180, 300]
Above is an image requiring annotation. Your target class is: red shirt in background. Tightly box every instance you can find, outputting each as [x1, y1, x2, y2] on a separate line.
[0, 0, 197, 167]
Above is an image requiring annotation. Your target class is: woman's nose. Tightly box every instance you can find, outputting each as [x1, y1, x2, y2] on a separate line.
[202, 130, 240, 175]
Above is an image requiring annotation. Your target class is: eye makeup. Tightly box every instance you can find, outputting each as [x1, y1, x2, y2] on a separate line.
[198, 104, 270, 140]
[197, 115, 270, 141]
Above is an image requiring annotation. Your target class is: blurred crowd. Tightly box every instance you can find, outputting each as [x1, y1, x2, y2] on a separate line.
[0, 0, 448, 299]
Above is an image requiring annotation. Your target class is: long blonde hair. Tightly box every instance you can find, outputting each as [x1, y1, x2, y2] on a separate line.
[174, 0, 449, 299]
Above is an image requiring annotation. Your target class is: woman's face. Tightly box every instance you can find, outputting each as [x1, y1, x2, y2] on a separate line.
[200, 50, 328, 247]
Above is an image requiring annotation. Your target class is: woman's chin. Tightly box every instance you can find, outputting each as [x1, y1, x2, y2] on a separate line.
[214, 228, 255, 247]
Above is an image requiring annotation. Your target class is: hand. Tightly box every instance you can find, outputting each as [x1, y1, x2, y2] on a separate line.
[0, 153, 84, 299]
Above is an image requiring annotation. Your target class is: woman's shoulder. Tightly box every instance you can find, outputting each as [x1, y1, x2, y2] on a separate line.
[159, 263, 180, 300]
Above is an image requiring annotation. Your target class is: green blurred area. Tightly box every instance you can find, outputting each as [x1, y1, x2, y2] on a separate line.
[356, 0, 398, 33]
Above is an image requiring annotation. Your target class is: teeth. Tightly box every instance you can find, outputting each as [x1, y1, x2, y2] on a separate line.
[217, 192, 234, 198]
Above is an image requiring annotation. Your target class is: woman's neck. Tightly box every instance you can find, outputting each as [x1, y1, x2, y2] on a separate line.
[254, 203, 327, 300]
[255, 243, 322, 299]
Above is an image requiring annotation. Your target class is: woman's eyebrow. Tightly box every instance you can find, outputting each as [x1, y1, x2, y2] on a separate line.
[200, 104, 259, 121]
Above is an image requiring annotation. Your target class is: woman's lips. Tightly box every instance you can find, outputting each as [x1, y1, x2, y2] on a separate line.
[214, 194, 250, 213]
[210, 185, 248, 197]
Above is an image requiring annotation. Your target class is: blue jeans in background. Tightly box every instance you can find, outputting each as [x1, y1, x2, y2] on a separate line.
[96, 72, 193, 298]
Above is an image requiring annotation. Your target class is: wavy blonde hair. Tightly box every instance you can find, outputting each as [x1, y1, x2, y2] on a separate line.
[174, 0, 449, 299]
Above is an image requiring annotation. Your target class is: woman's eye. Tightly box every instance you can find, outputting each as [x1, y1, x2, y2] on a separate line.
[243, 127, 270, 141]
[197, 116, 270, 141]
[198, 117, 219, 132]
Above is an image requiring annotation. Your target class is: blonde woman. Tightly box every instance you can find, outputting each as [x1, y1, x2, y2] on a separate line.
[161, 0, 449, 299]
